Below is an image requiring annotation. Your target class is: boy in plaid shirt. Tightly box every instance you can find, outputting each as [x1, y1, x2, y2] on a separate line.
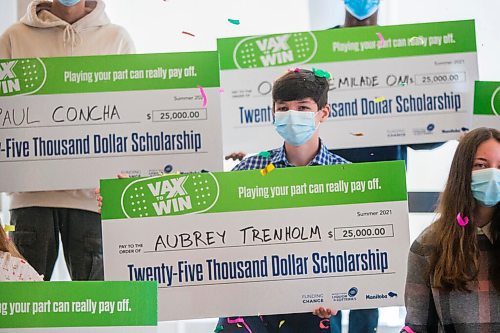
[218, 69, 346, 332]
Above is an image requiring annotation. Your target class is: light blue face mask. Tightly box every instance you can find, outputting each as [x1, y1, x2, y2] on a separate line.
[344, 0, 380, 21]
[58, 0, 82, 7]
[471, 168, 500, 207]
[274, 110, 319, 146]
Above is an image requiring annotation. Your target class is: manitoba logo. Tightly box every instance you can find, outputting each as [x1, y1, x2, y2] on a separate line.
[233, 32, 317, 69]
[0, 58, 46, 97]
[365, 291, 398, 300]
[120, 173, 220, 218]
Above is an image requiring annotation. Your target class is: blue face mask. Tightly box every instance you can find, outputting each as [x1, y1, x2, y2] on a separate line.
[344, 0, 380, 21]
[471, 168, 500, 207]
[58, 0, 82, 7]
[274, 110, 319, 146]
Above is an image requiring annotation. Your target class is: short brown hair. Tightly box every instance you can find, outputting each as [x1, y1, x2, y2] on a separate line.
[272, 69, 329, 109]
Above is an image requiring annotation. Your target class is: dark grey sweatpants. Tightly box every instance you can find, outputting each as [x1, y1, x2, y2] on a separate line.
[11, 207, 103, 281]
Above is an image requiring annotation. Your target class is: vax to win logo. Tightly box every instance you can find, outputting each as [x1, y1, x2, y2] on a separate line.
[0, 61, 18, 94]
[120, 173, 220, 218]
[0, 58, 46, 97]
[233, 32, 317, 69]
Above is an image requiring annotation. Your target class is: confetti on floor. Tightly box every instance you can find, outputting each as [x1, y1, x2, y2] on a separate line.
[350, 132, 364, 137]
[182, 31, 195, 37]
[228, 18, 240, 25]
[279, 320, 285, 328]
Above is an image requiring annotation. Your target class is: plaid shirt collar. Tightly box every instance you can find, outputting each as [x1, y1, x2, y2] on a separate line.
[270, 140, 333, 167]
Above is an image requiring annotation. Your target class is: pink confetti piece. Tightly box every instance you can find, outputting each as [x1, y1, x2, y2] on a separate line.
[218, 87, 225, 93]
[198, 85, 207, 108]
[376, 32, 385, 47]
[403, 326, 416, 333]
[319, 319, 330, 329]
[456, 212, 469, 227]
[288, 67, 301, 72]
[182, 31, 195, 37]
[227, 318, 252, 333]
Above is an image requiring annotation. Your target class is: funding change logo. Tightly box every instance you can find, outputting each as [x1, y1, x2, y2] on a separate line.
[0, 58, 46, 97]
[233, 32, 318, 69]
[120, 173, 220, 218]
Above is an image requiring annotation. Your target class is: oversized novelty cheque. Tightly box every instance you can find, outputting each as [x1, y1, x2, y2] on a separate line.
[218, 20, 478, 154]
[101, 161, 410, 320]
[0, 281, 157, 332]
[473, 81, 500, 129]
[0, 52, 223, 192]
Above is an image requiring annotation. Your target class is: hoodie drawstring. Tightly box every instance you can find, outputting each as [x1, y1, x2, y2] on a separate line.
[62, 24, 81, 54]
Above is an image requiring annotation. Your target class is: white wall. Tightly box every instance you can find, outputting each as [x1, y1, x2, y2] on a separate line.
[0, 1, 16, 33]
[105, 0, 311, 53]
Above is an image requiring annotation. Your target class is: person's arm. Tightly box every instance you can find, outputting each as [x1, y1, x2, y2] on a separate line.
[403, 241, 440, 332]
[231, 159, 249, 171]
[95, 173, 130, 213]
[225, 152, 247, 161]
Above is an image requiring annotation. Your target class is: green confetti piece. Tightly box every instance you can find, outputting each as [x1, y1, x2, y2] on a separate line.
[120, 173, 219, 218]
[0, 58, 46, 97]
[214, 325, 224, 333]
[312, 67, 331, 79]
[233, 32, 317, 69]
[258, 151, 270, 158]
[228, 18, 240, 25]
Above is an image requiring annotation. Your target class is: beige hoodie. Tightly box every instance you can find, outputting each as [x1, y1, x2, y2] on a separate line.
[0, 0, 135, 212]
[0, 0, 135, 58]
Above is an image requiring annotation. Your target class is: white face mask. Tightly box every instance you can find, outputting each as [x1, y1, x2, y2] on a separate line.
[273, 110, 320, 146]
[471, 168, 500, 207]
[58, 0, 81, 7]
